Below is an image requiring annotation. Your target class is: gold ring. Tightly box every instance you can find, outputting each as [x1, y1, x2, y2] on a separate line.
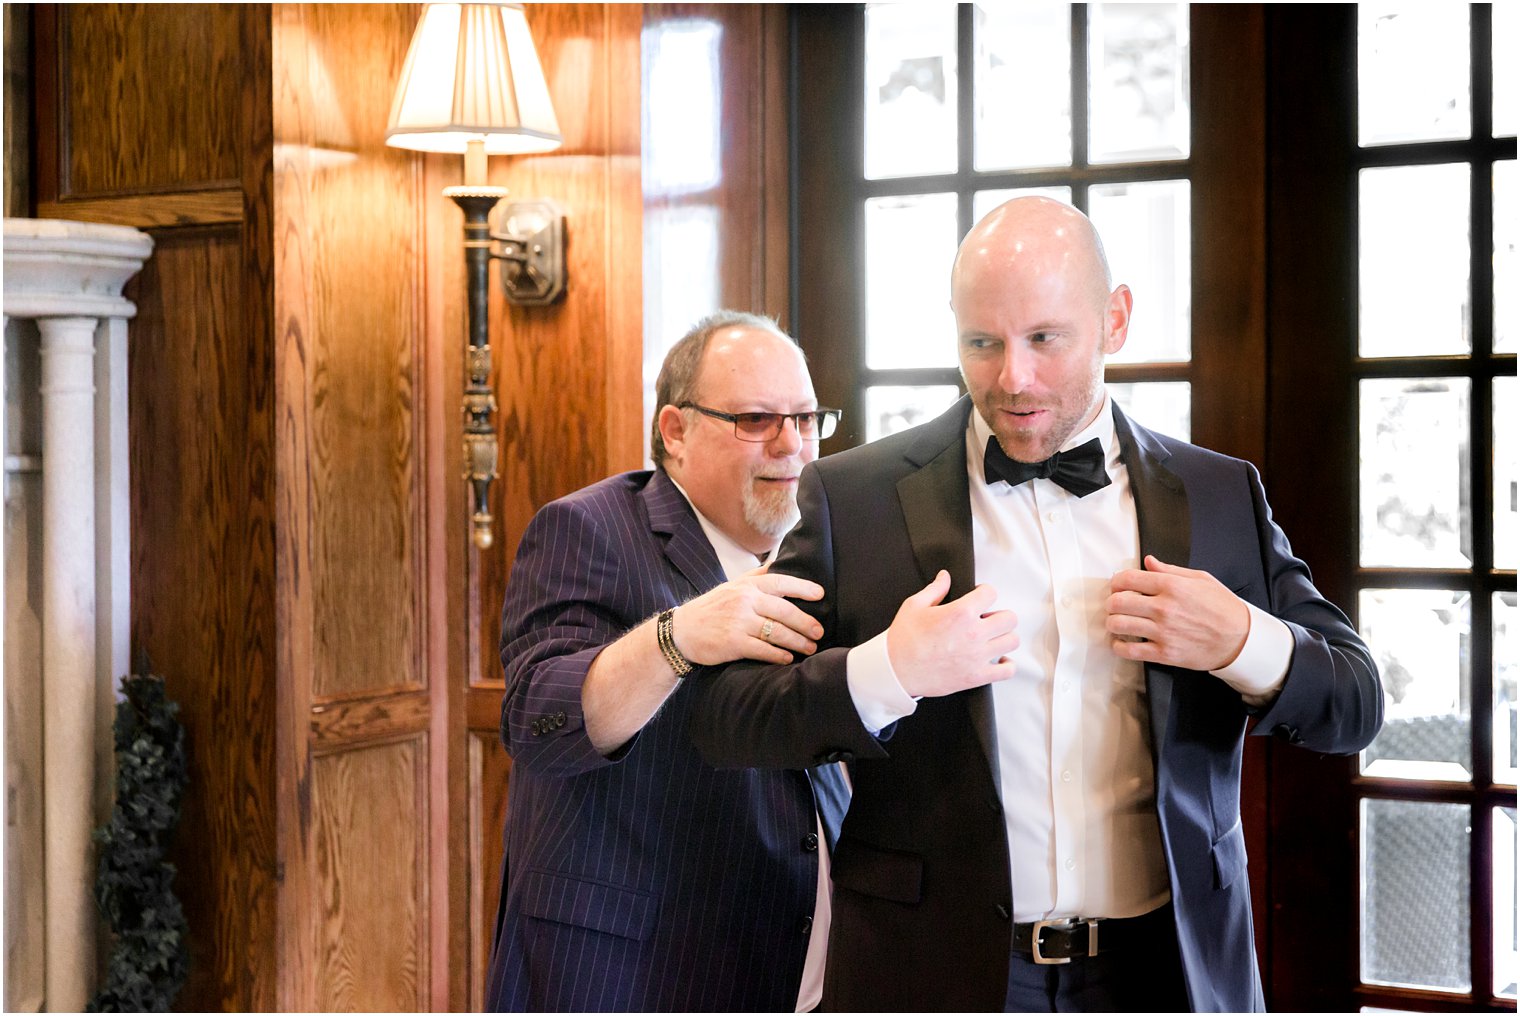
[760, 619, 775, 642]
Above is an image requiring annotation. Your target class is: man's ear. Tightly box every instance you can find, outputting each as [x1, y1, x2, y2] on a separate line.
[658, 404, 688, 462]
[1102, 284, 1133, 356]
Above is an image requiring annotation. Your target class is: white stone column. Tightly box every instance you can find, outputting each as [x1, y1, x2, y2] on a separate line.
[4, 218, 152, 1013]
[37, 315, 99, 1013]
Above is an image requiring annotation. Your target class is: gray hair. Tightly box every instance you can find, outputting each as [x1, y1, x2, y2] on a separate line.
[650, 310, 791, 465]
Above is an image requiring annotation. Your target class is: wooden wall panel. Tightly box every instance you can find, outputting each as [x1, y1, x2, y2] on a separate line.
[273, 4, 444, 1009]
[311, 736, 428, 1012]
[127, 224, 280, 1011]
[291, 3, 423, 702]
[468, 732, 512, 1011]
[58, 4, 246, 197]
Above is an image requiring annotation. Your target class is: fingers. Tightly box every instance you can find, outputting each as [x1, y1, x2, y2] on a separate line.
[749, 571, 826, 602]
[907, 569, 952, 607]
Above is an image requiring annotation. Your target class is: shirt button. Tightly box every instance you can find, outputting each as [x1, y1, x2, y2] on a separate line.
[1065, 858, 1076, 871]
[1060, 594, 1073, 608]
[801, 832, 819, 852]
[1060, 680, 1071, 693]
[1047, 511, 1060, 524]
[1061, 770, 1072, 783]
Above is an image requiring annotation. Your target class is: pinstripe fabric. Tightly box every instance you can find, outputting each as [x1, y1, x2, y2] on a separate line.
[485, 469, 843, 1012]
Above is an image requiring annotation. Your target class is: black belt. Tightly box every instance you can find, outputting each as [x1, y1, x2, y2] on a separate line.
[1011, 907, 1169, 965]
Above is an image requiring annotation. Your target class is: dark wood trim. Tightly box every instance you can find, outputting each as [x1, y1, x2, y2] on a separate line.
[792, 5, 866, 446]
[31, 4, 58, 209]
[36, 189, 244, 227]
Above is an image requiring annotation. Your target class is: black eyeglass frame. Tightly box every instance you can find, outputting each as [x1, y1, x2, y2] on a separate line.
[678, 402, 842, 442]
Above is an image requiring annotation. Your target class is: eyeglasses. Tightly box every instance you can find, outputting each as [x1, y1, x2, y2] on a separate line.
[680, 403, 842, 442]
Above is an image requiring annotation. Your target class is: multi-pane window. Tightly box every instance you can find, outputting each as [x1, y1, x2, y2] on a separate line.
[1352, 3, 1517, 1005]
[857, 3, 1192, 445]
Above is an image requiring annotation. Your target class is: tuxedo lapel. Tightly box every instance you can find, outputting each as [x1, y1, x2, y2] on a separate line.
[1111, 402, 1190, 753]
[895, 398, 1000, 789]
[643, 470, 726, 595]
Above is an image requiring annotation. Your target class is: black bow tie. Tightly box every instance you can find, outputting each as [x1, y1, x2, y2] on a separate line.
[983, 436, 1112, 498]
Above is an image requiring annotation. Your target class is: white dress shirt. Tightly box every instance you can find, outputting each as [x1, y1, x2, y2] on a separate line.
[677, 486, 832, 1012]
[846, 394, 1292, 923]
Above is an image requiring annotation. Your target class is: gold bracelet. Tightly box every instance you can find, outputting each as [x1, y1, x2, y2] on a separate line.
[655, 608, 693, 678]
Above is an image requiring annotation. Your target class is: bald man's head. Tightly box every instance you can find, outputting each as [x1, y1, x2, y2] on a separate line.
[950, 197, 1132, 463]
[951, 197, 1114, 316]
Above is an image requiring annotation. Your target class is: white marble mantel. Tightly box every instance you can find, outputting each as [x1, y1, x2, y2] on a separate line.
[4, 217, 152, 1012]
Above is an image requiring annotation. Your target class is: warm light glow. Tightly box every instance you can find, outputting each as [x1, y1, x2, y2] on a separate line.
[386, 2, 562, 156]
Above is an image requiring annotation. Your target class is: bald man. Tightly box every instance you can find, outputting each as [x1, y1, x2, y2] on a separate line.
[486, 311, 849, 1011]
[690, 199, 1381, 1012]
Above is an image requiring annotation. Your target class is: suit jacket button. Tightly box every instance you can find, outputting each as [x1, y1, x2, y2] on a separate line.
[801, 832, 819, 852]
[799, 916, 813, 935]
[555, 711, 568, 726]
[530, 720, 542, 736]
[823, 751, 854, 764]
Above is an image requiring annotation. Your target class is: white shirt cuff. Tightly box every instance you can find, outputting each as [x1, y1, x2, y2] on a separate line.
[846, 632, 919, 734]
[1210, 602, 1293, 708]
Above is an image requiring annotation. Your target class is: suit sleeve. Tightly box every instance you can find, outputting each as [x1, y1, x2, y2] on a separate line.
[498, 497, 640, 777]
[1243, 462, 1384, 754]
[688, 465, 889, 770]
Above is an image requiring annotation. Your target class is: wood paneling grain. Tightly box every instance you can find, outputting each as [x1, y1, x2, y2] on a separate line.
[311, 736, 428, 1012]
[311, 690, 430, 747]
[128, 225, 280, 1012]
[273, 5, 438, 1008]
[293, 3, 423, 702]
[60, 4, 246, 197]
[36, 189, 244, 229]
[470, 3, 645, 689]
[468, 731, 512, 1011]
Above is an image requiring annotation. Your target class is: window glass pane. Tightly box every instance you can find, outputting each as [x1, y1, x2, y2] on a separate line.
[864, 385, 961, 444]
[1358, 588, 1471, 781]
[1497, 161, 1517, 354]
[1361, 799, 1472, 991]
[974, 2, 1072, 171]
[1497, 4, 1518, 138]
[971, 186, 1075, 230]
[643, 206, 719, 462]
[1498, 807, 1519, 998]
[864, 193, 958, 370]
[1087, 2, 1189, 164]
[865, 3, 957, 180]
[1107, 381, 1190, 442]
[1357, 3, 1471, 147]
[1089, 179, 1191, 363]
[642, 19, 722, 196]
[1497, 592, 1518, 788]
[1498, 376, 1517, 570]
[1359, 378, 1472, 568]
[1359, 163, 1472, 357]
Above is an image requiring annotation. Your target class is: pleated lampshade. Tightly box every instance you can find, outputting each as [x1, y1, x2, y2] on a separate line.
[386, 2, 562, 157]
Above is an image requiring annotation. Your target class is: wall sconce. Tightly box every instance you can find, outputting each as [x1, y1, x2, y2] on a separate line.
[386, 1, 565, 550]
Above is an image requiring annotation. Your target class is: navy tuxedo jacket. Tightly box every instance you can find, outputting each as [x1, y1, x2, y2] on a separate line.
[484, 469, 847, 1012]
[690, 398, 1381, 1013]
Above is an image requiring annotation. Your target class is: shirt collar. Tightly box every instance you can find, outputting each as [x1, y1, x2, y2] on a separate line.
[666, 475, 769, 580]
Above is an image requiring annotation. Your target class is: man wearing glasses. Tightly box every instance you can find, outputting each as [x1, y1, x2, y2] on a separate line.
[484, 311, 848, 1012]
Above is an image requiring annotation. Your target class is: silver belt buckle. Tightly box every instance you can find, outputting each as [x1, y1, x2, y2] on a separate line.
[1030, 917, 1100, 965]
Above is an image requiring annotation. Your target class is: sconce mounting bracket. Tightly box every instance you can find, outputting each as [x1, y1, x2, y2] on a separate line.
[489, 199, 567, 306]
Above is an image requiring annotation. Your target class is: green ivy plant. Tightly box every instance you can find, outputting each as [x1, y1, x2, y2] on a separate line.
[89, 671, 188, 1012]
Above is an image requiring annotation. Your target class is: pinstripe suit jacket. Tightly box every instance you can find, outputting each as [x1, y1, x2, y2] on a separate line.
[484, 469, 845, 1012]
